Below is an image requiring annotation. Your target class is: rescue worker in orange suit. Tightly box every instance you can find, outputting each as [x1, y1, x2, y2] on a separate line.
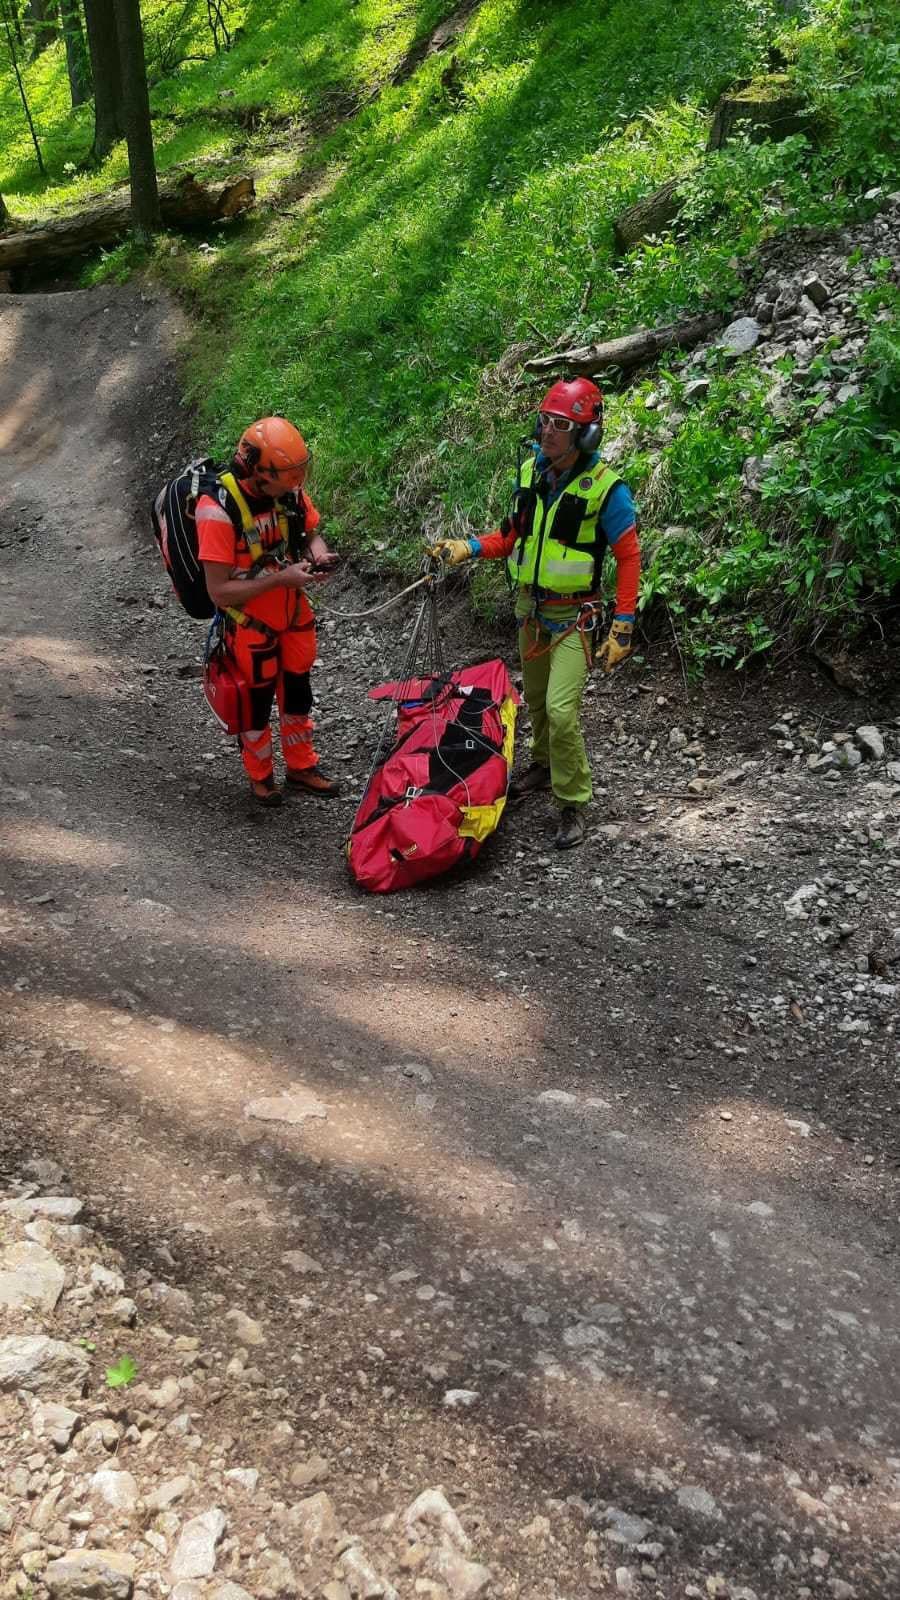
[197, 416, 340, 807]
[432, 379, 640, 850]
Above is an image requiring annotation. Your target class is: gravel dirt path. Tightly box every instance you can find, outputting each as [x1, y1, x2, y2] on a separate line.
[1, 286, 898, 1600]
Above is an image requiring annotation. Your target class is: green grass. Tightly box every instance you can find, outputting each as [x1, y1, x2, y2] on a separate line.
[2, 0, 898, 666]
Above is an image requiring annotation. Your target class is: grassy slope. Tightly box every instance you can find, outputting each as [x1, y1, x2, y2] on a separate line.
[2, 0, 897, 662]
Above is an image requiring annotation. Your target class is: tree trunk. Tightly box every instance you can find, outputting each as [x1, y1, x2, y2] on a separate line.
[523, 312, 724, 377]
[1, 0, 25, 49]
[0, 173, 255, 270]
[83, 0, 124, 162]
[707, 77, 811, 151]
[2, 15, 46, 176]
[27, 0, 58, 58]
[61, 0, 92, 108]
[0, 193, 9, 226]
[613, 176, 687, 254]
[112, 0, 160, 235]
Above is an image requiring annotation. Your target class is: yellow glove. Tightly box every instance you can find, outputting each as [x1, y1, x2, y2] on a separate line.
[428, 538, 473, 566]
[596, 618, 633, 674]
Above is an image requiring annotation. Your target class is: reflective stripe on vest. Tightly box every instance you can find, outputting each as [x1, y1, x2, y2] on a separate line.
[507, 456, 621, 595]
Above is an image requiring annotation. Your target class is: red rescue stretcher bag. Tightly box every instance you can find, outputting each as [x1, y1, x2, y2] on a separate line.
[203, 627, 252, 734]
[347, 658, 519, 894]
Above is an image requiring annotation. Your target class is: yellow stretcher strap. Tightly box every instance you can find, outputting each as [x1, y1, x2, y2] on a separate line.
[458, 694, 518, 842]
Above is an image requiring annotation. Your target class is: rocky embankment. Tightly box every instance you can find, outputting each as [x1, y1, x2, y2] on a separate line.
[604, 188, 899, 508]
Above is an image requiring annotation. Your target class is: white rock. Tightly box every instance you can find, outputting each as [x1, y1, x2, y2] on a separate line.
[676, 1485, 721, 1517]
[281, 1248, 324, 1274]
[31, 1399, 81, 1449]
[536, 1089, 577, 1106]
[144, 1475, 192, 1514]
[0, 1334, 89, 1395]
[0, 1196, 83, 1222]
[855, 725, 884, 761]
[225, 1308, 265, 1345]
[603, 1507, 653, 1546]
[224, 1468, 259, 1493]
[290, 1455, 329, 1488]
[431, 1545, 491, 1600]
[45, 1549, 135, 1600]
[563, 1323, 602, 1349]
[340, 1544, 399, 1600]
[169, 1507, 227, 1580]
[245, 1091, 327, 1123]
[286, 1490, 338, 1549]
[90, 1264, 125, 1296]
[0, 1241, 66, 1313]
[784, 882, 820, 919]
[91, 1468, 139, 1512]
[443, 1389, 480, 1408]
[403, 1487, 471, 1552]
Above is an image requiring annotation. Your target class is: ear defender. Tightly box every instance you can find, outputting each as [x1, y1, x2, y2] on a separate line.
[577, 418, 603, 452]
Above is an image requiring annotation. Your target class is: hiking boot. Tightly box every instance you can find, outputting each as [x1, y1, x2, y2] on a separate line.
[508, 762, 551, 803]
[286, 766, 342, 797]
[555, 806, 585, 850]
[250, 775, 283, 807]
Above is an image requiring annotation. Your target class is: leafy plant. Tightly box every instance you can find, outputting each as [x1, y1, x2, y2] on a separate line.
[105, 1355, 138, 1389]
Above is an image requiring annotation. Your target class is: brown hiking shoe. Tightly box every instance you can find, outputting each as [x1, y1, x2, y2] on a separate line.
[285, 766, 342, 797]
[250, 776, 283, 807]
[555, 806, 585, 850]
[508, 762, 551, 802]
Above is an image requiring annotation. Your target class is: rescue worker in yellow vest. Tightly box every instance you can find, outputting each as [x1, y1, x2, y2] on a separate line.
[432, 379, 640, 850]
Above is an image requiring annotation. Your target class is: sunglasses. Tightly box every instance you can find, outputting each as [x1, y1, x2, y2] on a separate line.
[255, 458, 311, 484]
[538, 413, 577, 433]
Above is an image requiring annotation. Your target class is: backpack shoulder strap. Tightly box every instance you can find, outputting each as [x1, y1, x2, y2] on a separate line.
[217, 470, 262, 563]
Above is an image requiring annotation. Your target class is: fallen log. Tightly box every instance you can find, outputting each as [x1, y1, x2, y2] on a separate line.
[522, 311, 724, 377]
[612, 176, 686, 255]
[0, 172, 255, 272]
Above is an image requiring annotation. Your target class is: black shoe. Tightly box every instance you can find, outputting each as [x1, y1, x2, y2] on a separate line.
[509, 762, 551, 802]
[555, 806, 585, 850]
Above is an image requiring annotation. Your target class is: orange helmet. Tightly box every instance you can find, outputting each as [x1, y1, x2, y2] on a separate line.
[233, 416, 309, 494]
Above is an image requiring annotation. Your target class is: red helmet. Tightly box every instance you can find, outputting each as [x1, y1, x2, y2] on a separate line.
[233, 416, 309, 493]
[539, 377, 603, 425]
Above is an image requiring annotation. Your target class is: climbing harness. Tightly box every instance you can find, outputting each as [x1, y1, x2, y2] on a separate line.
[519, 597, 604, 671]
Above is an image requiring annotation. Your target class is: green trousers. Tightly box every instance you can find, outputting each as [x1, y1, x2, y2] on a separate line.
[518, 614, 592, 808]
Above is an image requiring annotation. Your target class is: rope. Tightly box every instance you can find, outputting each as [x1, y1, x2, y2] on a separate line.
[313, 572, 434, 622]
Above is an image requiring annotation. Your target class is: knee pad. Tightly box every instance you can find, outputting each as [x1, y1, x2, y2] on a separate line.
[282, 670, 313, 717]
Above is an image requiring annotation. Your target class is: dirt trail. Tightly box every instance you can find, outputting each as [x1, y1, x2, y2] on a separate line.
[1, 287, 899, 1600]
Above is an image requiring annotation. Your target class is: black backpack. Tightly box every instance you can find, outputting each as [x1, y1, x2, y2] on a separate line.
[151, 461, 307, 619]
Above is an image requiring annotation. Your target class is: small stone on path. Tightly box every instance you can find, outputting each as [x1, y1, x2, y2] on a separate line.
[443, 1388, 480, 1408]
[245, 1091, 327, 1124]
[676, 1485, 721, 1517]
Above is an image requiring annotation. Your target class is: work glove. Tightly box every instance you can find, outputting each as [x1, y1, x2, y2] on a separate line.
[596, 618, 634, 674]
[429, 538, 473, 566]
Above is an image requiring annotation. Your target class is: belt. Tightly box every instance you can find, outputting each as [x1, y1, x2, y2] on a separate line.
[524, 588, 598, 605]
